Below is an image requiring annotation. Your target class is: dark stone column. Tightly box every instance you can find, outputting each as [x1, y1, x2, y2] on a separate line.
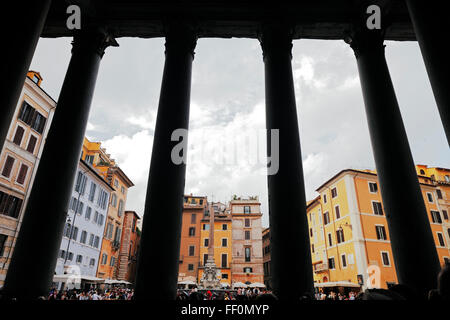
[134, 24, 197, 300]
[406, 0, 450, 144]
[259, 24, 314, 300]
[1, 28, 118, 300]
[347, 28, 441, 296]
[0, 0, 51, 149]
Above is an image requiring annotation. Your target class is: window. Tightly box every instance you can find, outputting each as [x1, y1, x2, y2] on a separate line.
[191, 213, 196, 224]
[98, 214, 104, 226]
[336, 229, 345, 243]
[188, 227, 195, 236]
[436, 189, 443, 199]
[0, 191, 23, 218]
[110, 256, 116, 267]
[114, 179, 119, 188]
[323, 212, 330, 225]
[26, 135, 37, 154]
[323, 194, 327, 203]
[203, 254, 208, 265]
[437, 233, 446, 247]
[76, 255, 83, 264]
[245, 219, 250, 227]
[2, 156, 15, 178]
[106, 223, 114, 239]
[222, 238, 228, 247]
[67, 252, 73, 261]
[89, 182, 96, 202]
[341, 254, 347, 268]
[199, 199, 203, 205]
[101, 253, 108, 265]
[369, 182, 378, 193]
[89, 234, 94, 246]
[89, 258, 95, 267]
[221, 254, 227, 268]
[245, 247, 251, 262]
[328, 233, 333, 246]
[188, 264, 194, 271]
[85, 155, 94, 165]
[97, 189, 108, 210]
[376, 225, 387, 240]
[72, 227, 78, 241]
[16, 164, 28, 185]
[204, 239, 209, 247]
[331, 187, 337, 198]
[80, 231, 87, 244]
[335, 206, 340, 219]
[427, 193, 434, 203]
[203, 224, 210, 231]
[13, 126, 25, 146]
[63, 223, 72, 238]
[243, 267, 253, 274]
[222, 224, 227, 230]
[244, 206, 251, 214]
[94, 236, 100, 248]
[328, 257, 335, 269]
[189, 245, 195, 256]
[121, 186, 125, 194]
[59, 250, 66, 259]
[381, 252, 390, 266]
[222, 273, 228, 279]
[372, 202, 384, 215]
[419, 169, 425, 175]
[245, 230, 251, 240]
[74, 171, 87, 195]
[309, 228, 313, 237]
[443, 210, 449, 220]
[0, 234, 7, 257]
[76, 201, 84, 215]
[118, 199, 124, 217]
[431, 210, 442, 224]
[94, 211, 99, 224]
[85, 207, 92, 220]
[111, 194, 117, 207]
[31, 111, 46, 133]
[18, 102, 35, 125]
[70, 197, 78, 212]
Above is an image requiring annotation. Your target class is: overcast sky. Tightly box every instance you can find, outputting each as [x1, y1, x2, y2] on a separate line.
[30, 36, 449, 227]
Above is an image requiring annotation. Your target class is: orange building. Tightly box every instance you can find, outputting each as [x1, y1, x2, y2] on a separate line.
[0, 71, 56, 286]
[178, 195, 206, 283]
[79, 137, 134, 280]
[307, 166, 450, 292]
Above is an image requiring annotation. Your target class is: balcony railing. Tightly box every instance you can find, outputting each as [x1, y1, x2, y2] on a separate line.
[313, 263, 328, 272]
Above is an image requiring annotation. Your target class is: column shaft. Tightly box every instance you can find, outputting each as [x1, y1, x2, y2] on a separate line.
[406, 0, 450, 144]
[134, 25, 197, 300]
[260, 25, 314, 300]
[1, 29, 116, 299]
[351, 31, 441, 296]
[0, 0, 51, 149]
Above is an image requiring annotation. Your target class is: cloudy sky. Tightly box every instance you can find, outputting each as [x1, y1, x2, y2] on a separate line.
[30, 36, 449, 227]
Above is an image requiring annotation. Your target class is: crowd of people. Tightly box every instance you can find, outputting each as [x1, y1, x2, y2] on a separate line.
[47, 287, 134, 300]
[314, 291, 358, 300]
[176, 287, 273, 300]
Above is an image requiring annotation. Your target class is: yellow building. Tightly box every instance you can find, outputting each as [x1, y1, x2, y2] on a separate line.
[307, 166, 450, 292]
[79, 137, 134, 280]
[198, 202, 233, 286]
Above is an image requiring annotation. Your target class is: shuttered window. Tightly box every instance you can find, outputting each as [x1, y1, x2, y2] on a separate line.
[26, 135, 37, 154]
[2, 156, 15, 178]
[16, 164, 29, 185]
[13, 126, 25, 146]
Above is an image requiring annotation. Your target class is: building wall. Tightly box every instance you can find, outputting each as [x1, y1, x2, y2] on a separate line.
[116, 211, 140, 282]
[307, 167, 450, 291]
[178, 196, 205, 282]
[55, 161, 112, 278]
[0, 72, 56, 286]
[231, 199, 264, 285]
[262, 228, 271, 288]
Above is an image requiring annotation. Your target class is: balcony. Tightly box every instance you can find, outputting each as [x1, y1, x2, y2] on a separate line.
[313, 263, 328, 273]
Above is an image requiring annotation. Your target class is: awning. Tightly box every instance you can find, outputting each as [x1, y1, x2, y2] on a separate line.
[232, 282, 247, 288]
[248, 282, 266, 288]
[104, 279, 131, 285]
[314, 281, 360, 288]
[53, 274, 105, 283]
[178, 280, 197, 285]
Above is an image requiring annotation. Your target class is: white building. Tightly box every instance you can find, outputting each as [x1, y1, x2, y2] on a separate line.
[55, 159, 113, 279]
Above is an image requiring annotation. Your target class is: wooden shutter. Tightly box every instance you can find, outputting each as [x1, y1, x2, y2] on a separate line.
[16, 164, 28, 185]
[2, 156, 15, 178]
[26, 135, 37, 153]
[13, 126, 25, 146]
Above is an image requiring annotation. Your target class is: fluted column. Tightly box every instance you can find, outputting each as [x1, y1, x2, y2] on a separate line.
[347, 27, 440, 296]
[406, 0, 450, 144]
[259, 24, 314, 300]
[0, 0, 51, 149]
[1, 28, 118, 300]
[134, 23, 197, 300]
